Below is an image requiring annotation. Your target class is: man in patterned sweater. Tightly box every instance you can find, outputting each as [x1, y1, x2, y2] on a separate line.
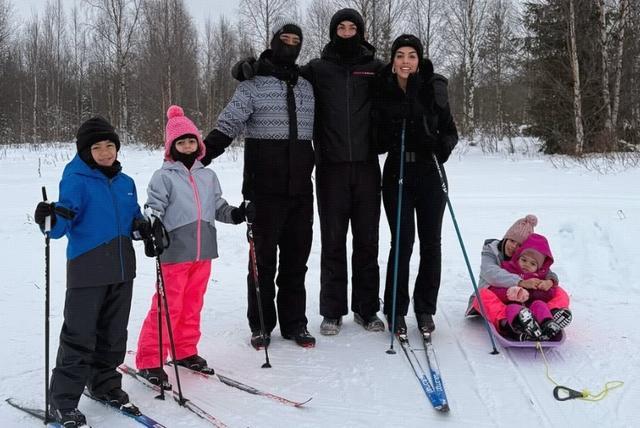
[202, 20, 316, 349]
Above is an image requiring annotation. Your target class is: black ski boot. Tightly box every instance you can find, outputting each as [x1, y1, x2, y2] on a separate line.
[174, 354, 215, 375]
[540, 318, 563, 340]
[137, 367, 172, 390]
[49, 407, 89, 427]
[88, 387, 140, 416]
[510, 307, 543, 339]
[552, 308, 573, 329]
[282, 326, 316, 348]
[416, 313, 435, 335]
[387, 315, 407, 336]
[250, 330, 271, 350]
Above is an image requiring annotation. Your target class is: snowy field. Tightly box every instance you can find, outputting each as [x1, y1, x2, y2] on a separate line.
[1, 141, 638, 428]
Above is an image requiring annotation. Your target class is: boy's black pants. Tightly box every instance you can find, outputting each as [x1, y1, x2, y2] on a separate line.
[50, 281, 133, 410]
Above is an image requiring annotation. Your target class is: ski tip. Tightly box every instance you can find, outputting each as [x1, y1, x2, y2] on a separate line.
[438, 403, 450, 413]
[294, 397, 313, 407]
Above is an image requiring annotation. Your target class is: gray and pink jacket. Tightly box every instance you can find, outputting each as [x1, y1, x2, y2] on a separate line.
[146, 160, 236, 264]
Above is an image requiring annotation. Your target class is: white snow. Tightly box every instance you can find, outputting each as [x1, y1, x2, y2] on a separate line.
[1, 141, 638, 427]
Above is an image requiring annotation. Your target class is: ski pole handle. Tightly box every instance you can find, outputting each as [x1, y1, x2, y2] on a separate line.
[42, 186, 51, 233]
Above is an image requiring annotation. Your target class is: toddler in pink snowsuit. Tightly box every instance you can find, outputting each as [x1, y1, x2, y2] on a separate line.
[490, 233, 563, 340]
[135, 105, 247, 387]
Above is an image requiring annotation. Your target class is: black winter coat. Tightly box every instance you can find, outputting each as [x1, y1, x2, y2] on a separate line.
[371, 59, 458, 164]
[302, 41, 384, 164]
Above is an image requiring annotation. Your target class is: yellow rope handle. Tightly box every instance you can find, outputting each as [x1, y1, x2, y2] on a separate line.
[535, 342, 624, 402]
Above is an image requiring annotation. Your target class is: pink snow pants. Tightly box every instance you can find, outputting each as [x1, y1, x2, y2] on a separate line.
[136, 260, 211, 369]
[472, 285, 570, 329]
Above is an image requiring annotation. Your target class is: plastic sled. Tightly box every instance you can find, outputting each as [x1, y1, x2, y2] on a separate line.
[489, 323, 565, 348]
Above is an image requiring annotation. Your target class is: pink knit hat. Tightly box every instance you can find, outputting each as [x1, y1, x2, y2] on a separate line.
[503, 214, 538, 244]
[164, 105, 206, 161]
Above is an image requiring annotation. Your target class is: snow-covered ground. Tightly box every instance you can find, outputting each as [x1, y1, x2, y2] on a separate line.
[1, 141, 638, 427]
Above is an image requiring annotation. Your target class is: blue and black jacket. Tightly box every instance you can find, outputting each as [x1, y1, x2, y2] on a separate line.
[47, 155, 143, 288]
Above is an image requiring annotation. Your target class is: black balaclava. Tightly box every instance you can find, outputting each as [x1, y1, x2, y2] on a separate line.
[76, 116, 122, 178]
[170, 134, 200, 170]
[271, 23, 303, 65]
[329, 8, 365, 58]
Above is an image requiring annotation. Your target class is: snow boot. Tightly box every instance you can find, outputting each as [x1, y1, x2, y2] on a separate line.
[320, 317, 342, 336]
[137, 367, 172, 390]
[387, 315, 407, 336]
[552, 308, 572, 329]
[174, 354, 215, 375]
[88, 387, 140, 416]
[49, 407, 89, 427]
[540, 318, 563, 340]
[416, 313, 435, 334]
[282, 326, 316, 348]
[510, 307, 542, 339]
[250, 330, 271, 350]
[354, 313, 385, 332]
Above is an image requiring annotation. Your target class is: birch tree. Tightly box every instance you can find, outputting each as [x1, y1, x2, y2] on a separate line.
[567, 0, 584, 153]
[239, 0, 296, 50]
[84, 0, 141, 143]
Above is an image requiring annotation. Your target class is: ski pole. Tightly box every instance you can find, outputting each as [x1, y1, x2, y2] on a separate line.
[42, 186, 51, 424]
[247, 221, 272, 368]
[387, 119, 407, 355]
[149, 218, 187, 403]
[431, 153, 499, 354]
[155, 258, 165, 400]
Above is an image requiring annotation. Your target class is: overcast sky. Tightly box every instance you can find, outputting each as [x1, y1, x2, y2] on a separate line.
[13, 0, 242, 31]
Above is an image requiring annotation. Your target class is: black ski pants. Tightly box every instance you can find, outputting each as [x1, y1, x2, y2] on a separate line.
[316, 161, 381, 319]
[247, 194, 313, 336]
[50, 281, 133, 410]
[382, 157, 446, 317]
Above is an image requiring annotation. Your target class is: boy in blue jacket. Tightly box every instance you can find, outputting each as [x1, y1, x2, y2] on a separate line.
[34, 117, 148, 427]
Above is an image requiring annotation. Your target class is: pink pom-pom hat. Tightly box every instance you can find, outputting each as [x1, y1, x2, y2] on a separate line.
[164, 105, 206, 161]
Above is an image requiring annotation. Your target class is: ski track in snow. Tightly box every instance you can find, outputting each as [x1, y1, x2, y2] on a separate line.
[1, 142, 639, 427]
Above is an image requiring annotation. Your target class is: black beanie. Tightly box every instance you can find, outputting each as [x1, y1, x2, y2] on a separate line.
[76, 116, 120, 153]
[329, 8, 365, 42]
[390, 34, 424, 61]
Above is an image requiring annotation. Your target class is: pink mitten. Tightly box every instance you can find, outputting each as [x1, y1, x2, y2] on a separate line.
[506, 286, 529, 303]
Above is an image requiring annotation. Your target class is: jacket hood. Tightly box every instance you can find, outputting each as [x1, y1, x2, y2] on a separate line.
[321, 39, 376, 64]
[503, 233, 554, 277]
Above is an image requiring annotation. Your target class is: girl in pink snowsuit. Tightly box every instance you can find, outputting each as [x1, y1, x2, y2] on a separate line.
[490, 233, 563, 339]
[135, 105, 246, 387]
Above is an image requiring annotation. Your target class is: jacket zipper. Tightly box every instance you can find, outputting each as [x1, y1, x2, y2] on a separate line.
[188, 171, 202, 261]
[108, 177, 125, 281]
[346, 67, 352, 161]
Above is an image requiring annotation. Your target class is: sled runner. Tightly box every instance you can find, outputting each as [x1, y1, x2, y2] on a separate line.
[489, 323, 565, 348]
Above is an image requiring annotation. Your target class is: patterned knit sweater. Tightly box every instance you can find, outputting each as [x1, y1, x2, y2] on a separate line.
[216, 75, 314, 140]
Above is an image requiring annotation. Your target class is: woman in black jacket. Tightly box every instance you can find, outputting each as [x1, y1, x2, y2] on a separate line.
[372, 34, 458, 336]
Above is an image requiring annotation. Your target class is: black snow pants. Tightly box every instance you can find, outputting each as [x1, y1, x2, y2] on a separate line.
[50, 281, 133, 410]
[316, 161, 382, 319]
[381, 156, 446, 317]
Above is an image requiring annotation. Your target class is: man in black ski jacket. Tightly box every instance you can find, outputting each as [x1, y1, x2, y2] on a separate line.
[221, 8, 386, 337]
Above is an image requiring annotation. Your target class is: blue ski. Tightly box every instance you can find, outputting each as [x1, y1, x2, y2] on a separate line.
[397, 335, 448, 411]
[422, 333, 450, 411]
[82, 389, 167, 428]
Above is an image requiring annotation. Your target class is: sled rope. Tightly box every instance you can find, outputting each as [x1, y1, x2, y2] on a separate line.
[535, 342, 624, 402]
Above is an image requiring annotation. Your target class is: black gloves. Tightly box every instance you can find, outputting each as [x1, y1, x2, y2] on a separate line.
[132, 216, 152, 241]
[231, 57, 258, 82]
[34, 202, 56, 228]
[231, 201, 256, 224]
[435, 137, 456, 164]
